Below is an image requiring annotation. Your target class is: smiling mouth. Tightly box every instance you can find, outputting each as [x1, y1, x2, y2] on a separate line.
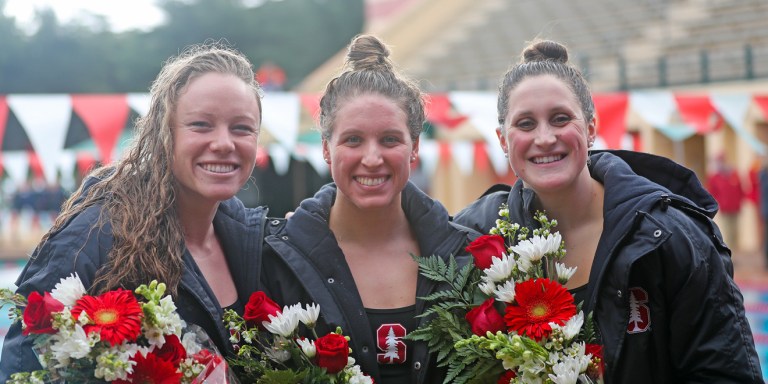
[355, 176, 387, 186]
[201, 164, 236, 173]
[531, 155, 564, 164]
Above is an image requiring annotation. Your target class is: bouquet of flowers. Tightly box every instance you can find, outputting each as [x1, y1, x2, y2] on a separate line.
[224, 291, 374, 384]
[408, 205, 603, 384]
[0, 275, 235, 383]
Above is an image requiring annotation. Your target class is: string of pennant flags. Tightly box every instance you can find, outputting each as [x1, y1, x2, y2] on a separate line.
[0, 91, 767, 191]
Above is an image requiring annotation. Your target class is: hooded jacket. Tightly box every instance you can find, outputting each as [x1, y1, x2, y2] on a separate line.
[454, 150, 762, 383]
[0, 176, 268, 382]
[261, 181, 476, 384]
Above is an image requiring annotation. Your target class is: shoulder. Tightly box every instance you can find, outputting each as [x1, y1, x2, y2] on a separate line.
[453, 184, 512, 232]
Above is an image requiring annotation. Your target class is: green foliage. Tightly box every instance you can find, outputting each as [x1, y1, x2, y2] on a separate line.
[0, 0, 364, 92]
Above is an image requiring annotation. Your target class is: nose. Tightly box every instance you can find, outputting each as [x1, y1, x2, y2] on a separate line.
[534, 125, 557, 147]
[210, 126, 235, 153]
[361, 142, 383, 167]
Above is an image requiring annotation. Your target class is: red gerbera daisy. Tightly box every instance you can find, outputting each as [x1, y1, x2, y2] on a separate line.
[504, 278, 576, 341]
[71, 288, 143, 346]
[114, 351, 182, 384]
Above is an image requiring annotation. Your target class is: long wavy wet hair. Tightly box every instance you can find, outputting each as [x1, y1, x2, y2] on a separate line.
[41, 43, 262, 295]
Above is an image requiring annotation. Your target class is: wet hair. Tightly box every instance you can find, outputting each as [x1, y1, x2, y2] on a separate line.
[43, 42, 262, 294]
[318, 34, 424, 141]
[497, 40, 594, 127]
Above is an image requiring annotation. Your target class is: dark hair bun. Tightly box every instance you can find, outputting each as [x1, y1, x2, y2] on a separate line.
[521, 40, 569, 64]
[345, 35, 393, 71]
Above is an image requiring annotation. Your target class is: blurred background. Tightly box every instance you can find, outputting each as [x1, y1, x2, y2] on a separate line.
[1, 0, 768, 377]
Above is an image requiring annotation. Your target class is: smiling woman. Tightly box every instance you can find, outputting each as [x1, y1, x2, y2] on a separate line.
[3, 0, 165, 32]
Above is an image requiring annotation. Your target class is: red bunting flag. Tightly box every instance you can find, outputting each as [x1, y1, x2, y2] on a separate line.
[71, 94, 129, 164]
[299, 93, 322, 122]
[426, 94, 467, 129]
[753, 95, 768, 121]
[674, 94, 722, 134]
[593, 93, 628, 149]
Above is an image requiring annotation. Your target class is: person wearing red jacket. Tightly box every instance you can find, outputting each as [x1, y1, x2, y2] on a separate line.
[707, 154, 744, 249]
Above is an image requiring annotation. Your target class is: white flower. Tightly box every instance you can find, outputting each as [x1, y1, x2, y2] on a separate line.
[49, 324, 91, 367]
[512, 233, 562, 264]
[479, 281, 496, 296]
[560, 312, 584, 341]
[555, 263, 577, 284]
[548, 355, 582, 384]
[346, 364, 374, 384]
[483, 254, 514, 283]
[94, 348, 135, 381]
[298, 303, 320, 328]
[144, 326, 165, 347]
[50, 273, 86, 306]
[493, 280, 516, 303]
[264, 307, 301, 338]
[295, 337, 316, 358]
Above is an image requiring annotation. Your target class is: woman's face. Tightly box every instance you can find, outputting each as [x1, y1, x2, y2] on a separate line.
[323, 93, 418, 212]
[498, 74, 595, 193]
[171, 72, 260, 207]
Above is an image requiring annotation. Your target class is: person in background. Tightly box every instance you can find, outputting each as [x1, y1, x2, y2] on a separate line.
[0, 42, 268, 380]
[261, 35, 476, 384]
[706, 153, 745, 249]
[758, 156, 768, 268]
[453, 39, 762, 383]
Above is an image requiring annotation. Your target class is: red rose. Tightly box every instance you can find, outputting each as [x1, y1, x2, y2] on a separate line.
[243, 291, 281, 329]
[314, 333, 349, 374]
[497, 370, 517, 383]
[155, 334, 187, 366]
[22, 291, 64, 335]
[465, 298, 505, 336]
[466, 235, 507, 270]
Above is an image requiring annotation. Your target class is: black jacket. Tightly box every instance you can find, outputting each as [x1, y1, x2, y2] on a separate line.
[454, 150, 763, 384]
[261, 181, 476, 384]
[0, 179, 268, 382]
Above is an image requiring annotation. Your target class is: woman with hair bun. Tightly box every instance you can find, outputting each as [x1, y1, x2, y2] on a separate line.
[261, 35, 476, 383]
[454, 39, 762, 383]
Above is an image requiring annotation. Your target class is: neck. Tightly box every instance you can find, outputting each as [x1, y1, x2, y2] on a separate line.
[531, 171, 604, 231]
[329, 196, 410, 245]
[176, 197, 219, 248]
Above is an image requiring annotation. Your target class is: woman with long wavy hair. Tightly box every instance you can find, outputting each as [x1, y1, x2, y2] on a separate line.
[0, 42, 269, 380]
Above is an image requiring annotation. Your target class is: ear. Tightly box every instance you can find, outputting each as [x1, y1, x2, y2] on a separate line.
[411, 136, 420, 163]
[322, 139, 330, 164]
[496, 126, 508, 154]
[586, 117, 597, 146]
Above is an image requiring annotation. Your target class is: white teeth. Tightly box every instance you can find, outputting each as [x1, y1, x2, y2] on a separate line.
[356, 176, 386, 186]
[532, 155, 563, 164]
[202, 164, 235, 173]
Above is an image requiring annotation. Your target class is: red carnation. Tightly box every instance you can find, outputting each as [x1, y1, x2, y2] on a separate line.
[71, 289, 143, 346]
[504, 278, 576, 341]
[22, 291, 64, 336]
[314, 333, 349, 374]
[466, 235, 507, 270]
[465, 298, 506, 336]
[243, 291, 282, 329]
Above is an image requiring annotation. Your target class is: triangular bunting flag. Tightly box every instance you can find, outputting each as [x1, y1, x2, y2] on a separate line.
[418, 139, 439, 178]
[127, 93, 151, 116]
[268, 144, 291, 176]
[2, 151, 29, 187]
[451, 141, 474, 175]
[262, 92, 300, 150]
[593, 93, 628, 149]
[674, 94, 721, 134]
[72, 94, 130, 164]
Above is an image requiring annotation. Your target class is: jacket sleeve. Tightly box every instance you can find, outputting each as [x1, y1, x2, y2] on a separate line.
[0, 209, 108, 382]
[662, 209, 762, 382]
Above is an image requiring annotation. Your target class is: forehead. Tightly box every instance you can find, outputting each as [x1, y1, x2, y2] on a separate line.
[333, 93, 407, 131]
[508, 75, 576, 104]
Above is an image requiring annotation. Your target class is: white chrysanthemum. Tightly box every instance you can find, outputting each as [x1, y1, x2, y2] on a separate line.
[517, 255, 533, 274]
[264, 308, 301, 338]
[295, 337, 316, 358]
[512, 233, 562, 263]
[50, 273, 86, 307]
[479, 281, 497, 296]
[560, 312, 584, 341]
[298, 303, 321, 328]
[265, 344, 292, 363]
[483, 254, 514, 283]
[493, 280, 516, 303]
[555, 263, 577, 284]
[548, 355, 582, 384]
[49, 324, 91, 367]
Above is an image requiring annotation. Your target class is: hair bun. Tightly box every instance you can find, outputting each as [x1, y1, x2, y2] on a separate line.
[345, 34, 393, 71]
[521, 40, 569, 64]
